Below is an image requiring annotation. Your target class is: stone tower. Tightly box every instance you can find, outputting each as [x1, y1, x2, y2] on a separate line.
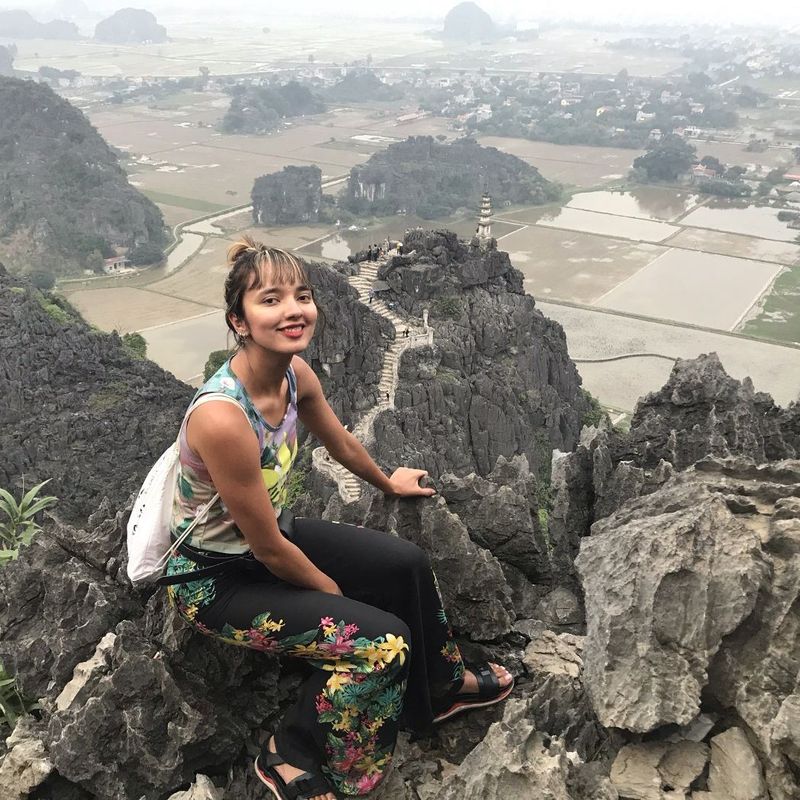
[476, 191, 492, 241]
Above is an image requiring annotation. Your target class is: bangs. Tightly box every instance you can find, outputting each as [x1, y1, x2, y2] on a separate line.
[247, 249, 310, 291]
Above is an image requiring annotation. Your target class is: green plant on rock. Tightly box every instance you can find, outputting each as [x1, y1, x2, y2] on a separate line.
[122, 331, 147, 359]
[0, 661, 38, 731]
[580, 388, 607, 429]
[204, 348, 232, 381]
[0, 480, 57, 565]
[431, 296, 462, 319]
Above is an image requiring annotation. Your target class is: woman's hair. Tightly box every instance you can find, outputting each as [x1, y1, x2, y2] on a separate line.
[224, 235, 311, 344]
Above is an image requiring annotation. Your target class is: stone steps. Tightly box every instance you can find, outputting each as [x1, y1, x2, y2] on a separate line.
[313, 255, 431, 503]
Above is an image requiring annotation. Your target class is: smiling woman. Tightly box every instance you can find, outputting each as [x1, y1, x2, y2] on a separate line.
[159, 236, 514, 799]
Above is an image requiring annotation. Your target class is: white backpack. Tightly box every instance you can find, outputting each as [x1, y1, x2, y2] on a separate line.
[126, 393, 248, 584]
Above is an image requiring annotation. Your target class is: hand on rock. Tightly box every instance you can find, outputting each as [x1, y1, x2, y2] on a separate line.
[387, 467, 436, 498]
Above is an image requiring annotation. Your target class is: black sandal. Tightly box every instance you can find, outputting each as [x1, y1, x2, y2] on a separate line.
[433, 662, 514, 724]
[254, 745, 337, 800]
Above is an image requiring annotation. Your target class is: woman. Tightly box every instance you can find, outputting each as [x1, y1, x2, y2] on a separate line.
[165, 237, 513, 800]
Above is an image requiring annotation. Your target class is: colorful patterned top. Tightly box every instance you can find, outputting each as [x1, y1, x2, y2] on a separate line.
[170, 359, 299, 554]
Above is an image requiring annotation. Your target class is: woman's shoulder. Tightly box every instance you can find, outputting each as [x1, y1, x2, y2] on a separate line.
[290, 355, 320, 400]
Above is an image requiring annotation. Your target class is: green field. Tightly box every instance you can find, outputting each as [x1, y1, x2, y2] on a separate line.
[741, 264, 800, 345]
[142, 191, 229, 214]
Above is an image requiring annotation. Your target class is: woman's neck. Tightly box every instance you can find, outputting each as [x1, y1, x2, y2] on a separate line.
[230, 346, 292, 398]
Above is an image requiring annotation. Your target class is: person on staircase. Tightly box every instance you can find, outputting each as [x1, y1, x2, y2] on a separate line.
[164, 237, 513, 800]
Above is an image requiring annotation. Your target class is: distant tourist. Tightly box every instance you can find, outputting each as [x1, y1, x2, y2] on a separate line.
[403, 327, 410, 338]
[161, 236, 513, 799]
[368, 288, 375, 304]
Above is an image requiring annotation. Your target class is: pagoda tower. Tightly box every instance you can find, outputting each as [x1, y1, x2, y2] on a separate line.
[476, 191, 492, 241]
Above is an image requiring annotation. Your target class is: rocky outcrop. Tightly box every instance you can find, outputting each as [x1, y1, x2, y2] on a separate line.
[372, 229, 587, 485]
[442, 2, 496, 41]
[0, 10, 78, 39]
[0, 266, 191, 524]
[94, 8, 167, 43]
[342, 136, 558, 218]
[252, 165, 323, 225]
[576, 457, 800, 799]
[0, 78, 166, 276]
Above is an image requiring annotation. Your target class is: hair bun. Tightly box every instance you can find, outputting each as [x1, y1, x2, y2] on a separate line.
[227, 234, 260, 268]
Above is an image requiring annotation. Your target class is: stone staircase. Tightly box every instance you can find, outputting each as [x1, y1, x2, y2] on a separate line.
[312, 257, 432, 503]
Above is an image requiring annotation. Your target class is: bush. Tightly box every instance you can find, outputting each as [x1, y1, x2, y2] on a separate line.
[431, 296, 462, 319]
[128, 241, 165, 266]
[204, 348, 231, 380]
[580, 388, 607, 428]
[29, 269, 55, 290]
[122, 331, 147, 359]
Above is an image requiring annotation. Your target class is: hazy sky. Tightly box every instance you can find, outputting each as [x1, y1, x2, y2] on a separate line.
[15, 0, 800, 27]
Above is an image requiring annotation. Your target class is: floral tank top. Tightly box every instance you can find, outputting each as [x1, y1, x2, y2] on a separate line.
[170, 359, 299, 554]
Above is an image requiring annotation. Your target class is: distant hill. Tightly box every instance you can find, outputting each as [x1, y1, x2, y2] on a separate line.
[0, 77, 167, 277]
[252, 165, 323, 225]
[0, 46, 14, 76]
[442, 1, 496, 42]
[341, 136, 559, 219]
[325, 70, 404, 103]
[94, 8, 167, 43]
[221, 81, 325, 135]
[0, 9, 79, 39]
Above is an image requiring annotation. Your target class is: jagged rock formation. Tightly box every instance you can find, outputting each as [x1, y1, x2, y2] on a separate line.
[370, 230, 587, 504]
[342, 136, 559, 218]
[325, 70, 404, 103]
[94, 8, 167, 43]
[0, 10, 79, 39]
[220, 81, 325, 135]
[442, 2, 496, 41]
[251, 165, 323, 225]
[2, 231, 800, 800]
[0, 78, 167, 276]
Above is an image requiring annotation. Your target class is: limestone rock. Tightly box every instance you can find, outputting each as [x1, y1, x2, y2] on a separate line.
[535, 586, 583, 628]
[576, 470, 769, 732]
[610, 741, 708, 800]
[627, 353, 796, 469]
[523, 630, 608, 761]
[439, 454, 552, 581]
[435, 695, 573, 799]
[703, 728, 767, 800]
[167, 774, 224, 800]
[0, 718, 53, 800]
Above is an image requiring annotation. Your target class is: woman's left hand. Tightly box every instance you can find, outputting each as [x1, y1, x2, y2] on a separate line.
[387, 467, 436, 497]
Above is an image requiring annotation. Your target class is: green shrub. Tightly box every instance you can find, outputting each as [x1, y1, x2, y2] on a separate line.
[581, 388, 607, 428]
[0, 662, 38, 732]
[431, 296, 462, 319]
[122, 332, 147, 359]
[204, 349, 232, 381]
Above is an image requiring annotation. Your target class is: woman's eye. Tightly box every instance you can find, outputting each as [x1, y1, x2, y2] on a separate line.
[262, 297, 278, 305]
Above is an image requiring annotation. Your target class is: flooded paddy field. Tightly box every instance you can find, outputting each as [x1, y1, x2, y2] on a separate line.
[503, 226, 666, 304]
[534, 207, 679, 243]
[142, 311, 229, 385]
[740, 265, 800, 345]
[669, 229, 800, 265]
[680, 202, 799, 242]
[540, 301, 800, 411]
[594, 249, 782, 330]
[476, 137, 644, 187]
[566, 188, 699, 222]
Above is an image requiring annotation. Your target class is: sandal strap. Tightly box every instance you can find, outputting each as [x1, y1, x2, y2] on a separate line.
[285, 770, 334, 799]
[473, 663, 501, 699]
[260, 747, 286, 770]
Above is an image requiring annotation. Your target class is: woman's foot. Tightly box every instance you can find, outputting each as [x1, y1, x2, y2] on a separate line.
[458, 662, 512, 695]
[262, 736, 336, 800]
[433, 661, 515, 724]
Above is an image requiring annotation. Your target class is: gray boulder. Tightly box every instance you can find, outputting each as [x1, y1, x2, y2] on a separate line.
[576, 465, 769, 732]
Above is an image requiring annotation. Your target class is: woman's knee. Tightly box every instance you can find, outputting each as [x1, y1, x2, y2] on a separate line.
[388, 538, 431, 579]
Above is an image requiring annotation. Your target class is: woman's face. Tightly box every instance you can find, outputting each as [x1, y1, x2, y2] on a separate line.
[236, 271, 318, 355]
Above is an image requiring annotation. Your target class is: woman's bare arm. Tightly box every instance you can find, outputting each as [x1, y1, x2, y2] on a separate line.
[187, 402, 341, 594]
